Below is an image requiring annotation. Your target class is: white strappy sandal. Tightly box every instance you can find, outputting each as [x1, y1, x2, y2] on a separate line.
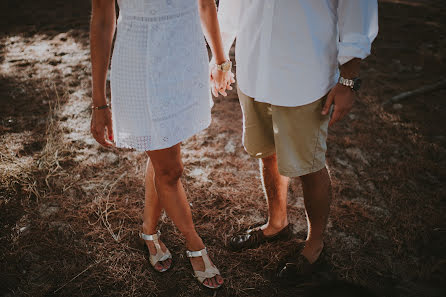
[186, 247, 223, 289]
[140, 230, 172, 272]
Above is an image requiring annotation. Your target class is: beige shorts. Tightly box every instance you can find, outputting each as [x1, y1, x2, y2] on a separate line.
[238, 87, 330, 177]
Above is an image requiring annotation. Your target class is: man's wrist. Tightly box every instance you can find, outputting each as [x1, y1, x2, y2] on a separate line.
[339, 58, 361, 79]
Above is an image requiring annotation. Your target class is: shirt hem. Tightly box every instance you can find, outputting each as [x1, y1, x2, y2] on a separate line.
[237, 81, 337, 108]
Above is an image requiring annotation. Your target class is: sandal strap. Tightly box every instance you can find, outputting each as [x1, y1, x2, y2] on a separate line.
[140, 231, 162, 251]
[139, 230, 161, 241]
[187, 248, 221, 283]
[140, 230, 172, 266]
[150, 250, 172, 266]
[186, 247, 207, 258]
[194, 266, 220, 283]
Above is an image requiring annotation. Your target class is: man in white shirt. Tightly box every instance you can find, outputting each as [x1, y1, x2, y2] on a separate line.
[211, 0, 378, 279]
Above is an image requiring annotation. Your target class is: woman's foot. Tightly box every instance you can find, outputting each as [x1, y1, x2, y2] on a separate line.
[187, 237, 223, 289]
[145, 237, 172, 272]
[140, 228, 172, 272]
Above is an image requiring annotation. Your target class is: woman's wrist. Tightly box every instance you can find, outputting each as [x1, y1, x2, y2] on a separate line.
[92, 92, 108, 106]
[212, 52, 228, 65]
[91, 103, 110, 110]
[214, 57, 227, 65]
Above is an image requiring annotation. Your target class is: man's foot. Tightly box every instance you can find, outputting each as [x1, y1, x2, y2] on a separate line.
[229, 223, 293, 251]
[187, 241, 223, 289]
[300, 240, 324, 264]
[277, 241, 324, 282]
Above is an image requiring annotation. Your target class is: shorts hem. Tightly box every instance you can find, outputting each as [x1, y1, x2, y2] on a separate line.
[278, 162, 326, 178]
[244, 147, 276, 159]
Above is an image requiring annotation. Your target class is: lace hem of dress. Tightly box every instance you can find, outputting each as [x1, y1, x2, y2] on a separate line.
[114, 117, 211, 152]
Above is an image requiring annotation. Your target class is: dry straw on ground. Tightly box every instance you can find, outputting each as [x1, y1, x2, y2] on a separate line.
[1, 1, 445, 297]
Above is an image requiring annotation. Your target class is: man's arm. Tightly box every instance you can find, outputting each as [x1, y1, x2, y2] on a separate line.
[322, 0, 378, 126]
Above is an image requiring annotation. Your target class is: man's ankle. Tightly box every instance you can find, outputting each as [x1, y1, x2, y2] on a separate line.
[263, 219, 288, 235]
[301, 238, 324, 263]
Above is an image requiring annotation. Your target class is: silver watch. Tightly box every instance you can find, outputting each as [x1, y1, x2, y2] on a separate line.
[338, 76, 362, 91]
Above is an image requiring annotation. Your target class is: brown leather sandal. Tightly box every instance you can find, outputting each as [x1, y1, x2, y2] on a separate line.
[229, 223, 293, 251]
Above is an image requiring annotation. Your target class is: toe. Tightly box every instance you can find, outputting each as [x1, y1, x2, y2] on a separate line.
[162, 259, 170, 270]
[155, 262, 163, 271]
[210, 277, 217, 288]
[216, 275, 224, 285]
[203, 279, 209, 287]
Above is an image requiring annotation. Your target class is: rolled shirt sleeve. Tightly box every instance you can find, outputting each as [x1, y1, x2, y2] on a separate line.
[218, 0, 243, 55]
[337, 0, 379, 65]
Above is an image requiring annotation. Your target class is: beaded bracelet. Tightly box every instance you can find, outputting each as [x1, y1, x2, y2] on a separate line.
[91, 103, 110, 110]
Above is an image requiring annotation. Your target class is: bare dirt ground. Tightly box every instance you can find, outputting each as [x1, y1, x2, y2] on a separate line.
[1, 0, 445, 296]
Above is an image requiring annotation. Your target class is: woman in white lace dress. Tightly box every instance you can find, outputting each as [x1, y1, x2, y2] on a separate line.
[90, 0, 233, 289]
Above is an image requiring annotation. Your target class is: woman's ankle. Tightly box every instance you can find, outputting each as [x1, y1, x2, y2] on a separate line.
[142, 222, 158, 235]
[184, 232, 205, 251]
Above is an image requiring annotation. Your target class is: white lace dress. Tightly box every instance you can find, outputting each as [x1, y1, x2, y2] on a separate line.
[110, 0, 212, 151]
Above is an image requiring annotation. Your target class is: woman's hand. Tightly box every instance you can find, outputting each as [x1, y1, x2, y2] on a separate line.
[90, 107, 114, 147]
[210, 64, 235, 97]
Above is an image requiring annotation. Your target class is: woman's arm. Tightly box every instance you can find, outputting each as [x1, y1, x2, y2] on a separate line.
[90, 0, 116, 147]
[198, 0, 233, 97]
[217, 0, 242, 58]
[198, 0, 226, 64]
[90, 0, 116, 107]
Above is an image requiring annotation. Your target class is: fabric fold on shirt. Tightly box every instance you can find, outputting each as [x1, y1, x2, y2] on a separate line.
[218, 0, 378, 107]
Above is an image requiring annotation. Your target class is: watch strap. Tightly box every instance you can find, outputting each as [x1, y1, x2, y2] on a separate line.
[216, 60, 232, 72]
[338, 76, 361, 91]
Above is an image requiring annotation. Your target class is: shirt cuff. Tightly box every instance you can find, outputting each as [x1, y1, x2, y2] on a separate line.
[338, 56, 355, 66]
[338, 33, 372, 65]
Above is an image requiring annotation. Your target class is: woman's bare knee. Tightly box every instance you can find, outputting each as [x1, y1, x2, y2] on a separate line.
[146, 144, 184, 186]
[155, 163, 184, 185]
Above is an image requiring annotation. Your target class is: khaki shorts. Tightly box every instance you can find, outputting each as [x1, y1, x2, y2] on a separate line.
[238, 87, 330, 177]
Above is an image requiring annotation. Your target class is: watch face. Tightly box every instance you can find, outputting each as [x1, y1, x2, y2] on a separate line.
[222, 61, 231, 72]
[353, 78, 362, 91]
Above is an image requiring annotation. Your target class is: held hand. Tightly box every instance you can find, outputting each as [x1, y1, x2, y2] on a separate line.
[209, 62, 235, 97]
[90, 107, 114, 147]
[322, 83, 355, 126]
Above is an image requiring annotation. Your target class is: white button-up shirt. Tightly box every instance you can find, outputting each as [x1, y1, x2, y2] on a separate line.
[218, 0, 379, 107]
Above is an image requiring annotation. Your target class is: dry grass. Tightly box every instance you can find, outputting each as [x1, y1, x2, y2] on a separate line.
[1, 0, 446, 297]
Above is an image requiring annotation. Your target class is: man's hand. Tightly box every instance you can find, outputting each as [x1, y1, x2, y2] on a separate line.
[322, 58, 360, 126]
[322, 83, 355, 126]
[91, 107, 114, 147]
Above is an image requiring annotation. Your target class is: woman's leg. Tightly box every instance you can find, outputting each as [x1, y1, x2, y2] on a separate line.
[146, 143, 223, 287]
[142, 158, 172, 271]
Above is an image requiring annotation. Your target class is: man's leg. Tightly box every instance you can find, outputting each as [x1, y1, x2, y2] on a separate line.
[260, 153, 290, 235]
[300, 167, 332, 263]
[230, 88, 294, 250]
[270, 95, 331, 268]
